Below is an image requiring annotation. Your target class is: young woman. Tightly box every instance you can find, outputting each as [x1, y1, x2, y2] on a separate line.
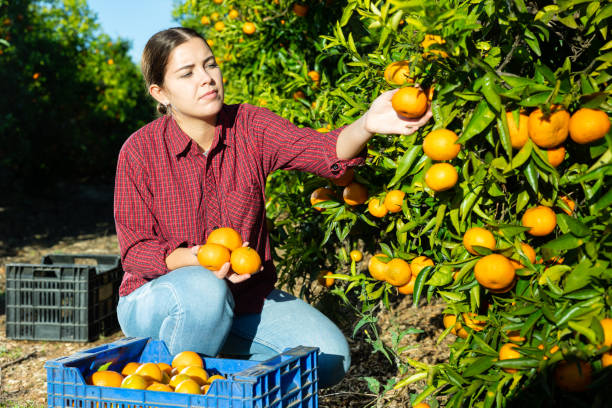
[114, 27, 431, 388]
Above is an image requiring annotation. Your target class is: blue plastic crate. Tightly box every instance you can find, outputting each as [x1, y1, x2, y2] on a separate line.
[45, 337, 318, 408]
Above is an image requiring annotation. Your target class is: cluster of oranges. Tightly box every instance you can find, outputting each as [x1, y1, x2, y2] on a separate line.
[310, 167, 371, 210]
[368, 254, 433, 295]
[197, 227, 261, 275]
[88, 351, 225, 395]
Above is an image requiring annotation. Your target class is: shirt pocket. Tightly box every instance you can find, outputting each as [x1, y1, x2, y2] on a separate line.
[225, 183, 263, 237]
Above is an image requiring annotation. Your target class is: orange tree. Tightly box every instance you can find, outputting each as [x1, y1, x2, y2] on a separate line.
[174, 0, 612, 406]
[0, 0, 152, 191]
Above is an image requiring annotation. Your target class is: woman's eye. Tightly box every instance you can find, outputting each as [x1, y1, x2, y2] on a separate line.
[182, 72, 193, 77]
[206, 63, 219, 69]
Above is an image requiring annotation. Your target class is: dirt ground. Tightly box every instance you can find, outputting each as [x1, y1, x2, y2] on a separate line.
[0, 184, 451, 407]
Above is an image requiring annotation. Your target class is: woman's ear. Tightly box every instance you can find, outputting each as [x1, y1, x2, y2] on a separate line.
[149, 84, 169, 106]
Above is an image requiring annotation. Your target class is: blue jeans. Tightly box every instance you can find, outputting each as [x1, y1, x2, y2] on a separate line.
[116, 266, 350, 388]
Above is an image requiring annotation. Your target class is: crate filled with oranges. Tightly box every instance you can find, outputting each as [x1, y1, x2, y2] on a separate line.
[45, 337, 319, 408]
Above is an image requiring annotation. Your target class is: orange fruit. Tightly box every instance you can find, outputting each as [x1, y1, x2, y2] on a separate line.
[510, 243, 536, 269]
[120, 374, 148, 389]
[207, 227, 243, 251]
[546, 145, 566, 167]
[462, 313, 486, 332]
[146, 382, 173, 392]
[568, 108, 610, 144]
[506, 111, 529, 149]
[213, 0, 223, 4]
[462, 227, 496, 255]
[368, 198, 388, 218]
[413, 403, 430, 408]
[425, 163, 458, 192]
[317, 271, 334, 287]
[343, 182, 368, 206]
[107, 59, 114, 65]
[293, 90, 306, 100]
[206, 39, 214, 47]
[499, 343, 521, 373]
[307, 70, 320, 82]
[32, 72, 40, 80]
[398, 275, 417, 295]
[423, 129, 461, 161]
[442, 314, 468, 339]
[391, 87, 428, 118]
[559, 195, 576, 215]
[350, 250, 363, 262]
[310, 187, 335, 211]
[169, 373, 191, 389]
[600, 318, 612, 346]
[197, 243, 230, 271]
[201, 384, 211, 394]
[242, 22, 256, 35]
[180, 366, 209, 386]
[329, 167, 354, 186]
[527, 106, 570, 148]
[474, 254, 516, 291]
[602, 352, 612, 368]
[553, 360, 592, 392]
[410, 256, 434, 276]
[368, 253, 389, 281]
[426, 85, 435, 101]
[157, 362, 172, 376]
[134, 362, 163, 383]
[200, 16, 211, 25]
[230, 247, 261, 275]
[385, 258, 412, 286]
[506, 330, 525, 343]
[210, 12, 220, 21]
[214, 21, 225, 32]
[91, 371, 124, 387]
[383, 60, 413, 85]
[175, 378, 202, 394]
[293, 3, 308, 16]
[172, 351, 204, 369]
[521, 206, 556, 236]
[207, 374, 226, 383]
[384, 190, 405, 213]
[421, 34, 448, 58]
[228, 9, 239, 19]
[121, 362, 140, 376]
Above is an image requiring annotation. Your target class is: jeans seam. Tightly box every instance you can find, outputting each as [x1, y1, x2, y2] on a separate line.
[230, 326, 283, 354]
[157, 282, 184, 353]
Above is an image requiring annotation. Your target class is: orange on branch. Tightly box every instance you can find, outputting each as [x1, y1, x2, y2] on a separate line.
[425, 163, 458, 192]
[383, 190, 405, 213]
[398, 275, 416, 295]
[553, 360, 592, 392]
[528, 106, 570, 148]
[383, 60, 413, 85]
[568, 108, 610, 144]
[462, 227, 496, 255]
[349, 250, 363, 262]
[385, 258, 412, 286]
[328, 167, 354, 186]
[474, 254, 516, 291]
[367, 197, 388, 218]
[342, 182, 368, 206]
[423, 129, 461, 161]
[521, 206, 556, 236]
[506, 111, 530, 149]
[242, 22, 256, 35]
[410, 256, 434, 276]
[499, 343, 521, 373]
[310, 187, 335, 211]
[546, 145, 566, 168]
[368, 254, 389, 281]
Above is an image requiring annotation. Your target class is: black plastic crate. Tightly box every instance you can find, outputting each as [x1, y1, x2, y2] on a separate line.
[5, 253, 123, 342]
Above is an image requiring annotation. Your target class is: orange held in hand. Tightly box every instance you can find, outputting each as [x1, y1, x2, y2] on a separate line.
[207, 227, 243, 251]
[197, 243, 230, 271]
[391, 87, 428, 118]
[230, 247, 262, 275]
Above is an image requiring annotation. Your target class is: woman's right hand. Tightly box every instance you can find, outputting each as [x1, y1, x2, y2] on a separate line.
[190, 244, 253, 284]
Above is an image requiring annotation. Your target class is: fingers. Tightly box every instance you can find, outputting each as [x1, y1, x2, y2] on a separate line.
[213, 262, 231, 279]
[190, 245, 201, 256]
[227, 273, 251, 284]
[242, 241, 249, 247]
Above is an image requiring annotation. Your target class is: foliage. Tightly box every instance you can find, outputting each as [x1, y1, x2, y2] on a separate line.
[0, 0, 153, 191]
[176, 0, 612, 406]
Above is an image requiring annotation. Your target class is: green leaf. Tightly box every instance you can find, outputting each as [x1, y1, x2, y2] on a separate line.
[457, 100, 497, 144]
[556, 213, 590, 237]
[505, 139, 533, 172]
[524, 160, 539, 193]
[541, 234, 585, 251]
[462, 356, 495, 377]
[591, 188, 612, 212]
[388, 145, 421, 188]
[524, 28, 541, 56]
[363, 376, 381, 393]
[97, 362, 112, 371]
[339, 2, 357, 26]
[497, 110, 513, 159]
[481, 73, 501, 112]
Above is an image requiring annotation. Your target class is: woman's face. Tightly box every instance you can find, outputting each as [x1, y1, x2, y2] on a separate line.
[155, 37, 224, 121]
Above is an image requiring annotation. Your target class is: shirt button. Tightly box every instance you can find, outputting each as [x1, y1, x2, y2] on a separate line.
[332, 164, 339, 170]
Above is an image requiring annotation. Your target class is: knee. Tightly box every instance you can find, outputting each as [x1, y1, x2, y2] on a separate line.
[166, 266, 234, 314]
[317, 335, 351, 388]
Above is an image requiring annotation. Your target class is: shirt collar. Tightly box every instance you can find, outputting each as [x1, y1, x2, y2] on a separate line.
[166, 104, 233, 158]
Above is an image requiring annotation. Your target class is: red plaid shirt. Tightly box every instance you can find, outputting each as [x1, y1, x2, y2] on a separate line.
[114, 103, 365, 314]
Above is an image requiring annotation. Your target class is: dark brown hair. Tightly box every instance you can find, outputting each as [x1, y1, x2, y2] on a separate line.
[141, 27, 208, 115]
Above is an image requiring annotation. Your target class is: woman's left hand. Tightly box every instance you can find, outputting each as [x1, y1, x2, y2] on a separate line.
[363, 88, 433, 136]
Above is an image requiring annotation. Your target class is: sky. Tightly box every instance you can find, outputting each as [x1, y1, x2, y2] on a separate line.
[87, 0, 178, 64]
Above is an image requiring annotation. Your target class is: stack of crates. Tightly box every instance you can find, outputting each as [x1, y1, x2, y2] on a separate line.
[45, 337, 319, 407]
[5, 253, 123, 342]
